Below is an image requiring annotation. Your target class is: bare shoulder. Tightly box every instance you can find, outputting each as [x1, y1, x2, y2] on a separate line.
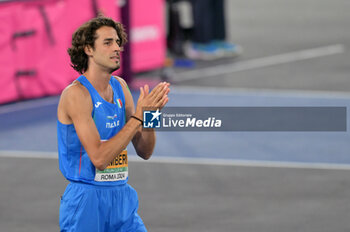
[60, 81, 90, 105]
[113, 75, 126, 84]
[58, 81, 92, 123]
[113, 76, 129, 90]
[113, 75, 132, 95]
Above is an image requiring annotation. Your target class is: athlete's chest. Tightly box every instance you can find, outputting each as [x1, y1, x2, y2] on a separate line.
[98, 85, 114, 104]
[93, 102, 124, 132]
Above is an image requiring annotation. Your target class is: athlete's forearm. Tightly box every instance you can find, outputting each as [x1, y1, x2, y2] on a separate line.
[93, 117, 142, 170]
[132, 129, 156, 160]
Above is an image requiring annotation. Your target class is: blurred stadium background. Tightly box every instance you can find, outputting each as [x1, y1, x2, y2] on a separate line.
[1, 0, 350, 231]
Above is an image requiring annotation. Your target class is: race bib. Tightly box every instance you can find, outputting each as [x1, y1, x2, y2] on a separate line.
[95, 149, 128, 182]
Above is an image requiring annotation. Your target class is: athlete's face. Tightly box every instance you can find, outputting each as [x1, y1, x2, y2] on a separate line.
[87, 26, 122, 73]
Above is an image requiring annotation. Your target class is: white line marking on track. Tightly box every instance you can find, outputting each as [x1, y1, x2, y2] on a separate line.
[0, 150, 59, 159]
[1, 150, 350, 171]
[170, 86, 350, 100]
[144, 156, 350, 171]
[176, 44, 345, 82]
[0, 96, 59, 115]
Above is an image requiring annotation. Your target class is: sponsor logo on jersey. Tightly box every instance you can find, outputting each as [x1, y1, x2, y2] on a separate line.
[95, 102, 102, 108]
[107, 114, 118, 120]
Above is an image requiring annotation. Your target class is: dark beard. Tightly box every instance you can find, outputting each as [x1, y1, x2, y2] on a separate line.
[109, 63, 120, 73]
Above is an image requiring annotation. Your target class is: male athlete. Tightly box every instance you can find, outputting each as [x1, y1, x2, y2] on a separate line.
[57, 16, 170, 232]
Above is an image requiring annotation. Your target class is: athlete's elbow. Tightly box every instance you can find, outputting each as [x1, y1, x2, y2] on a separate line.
[96, 164, 107, 171]
[141, 155, 152, 160]
[142, 154, 152, 160]
[88, 149, 109, 170]
[137, 151, 153, 160]
[92, 158, 107, 171]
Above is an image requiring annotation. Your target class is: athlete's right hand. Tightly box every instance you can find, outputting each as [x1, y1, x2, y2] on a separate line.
[134, 82, 170, 118]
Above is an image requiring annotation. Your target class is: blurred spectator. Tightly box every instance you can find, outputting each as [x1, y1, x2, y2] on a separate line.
[167, 0, 192, 56]
[167, 0, 242, 60]
[185, 0, 242, 60]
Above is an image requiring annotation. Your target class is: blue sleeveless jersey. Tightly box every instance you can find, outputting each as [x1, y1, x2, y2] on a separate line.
[57, 75, 127, 186]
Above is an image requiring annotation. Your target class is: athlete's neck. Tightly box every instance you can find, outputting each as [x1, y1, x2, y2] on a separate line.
[83, 69, 112, 93]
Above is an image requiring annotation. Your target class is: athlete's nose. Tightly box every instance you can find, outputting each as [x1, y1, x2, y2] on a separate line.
[114, 42, 121, 52]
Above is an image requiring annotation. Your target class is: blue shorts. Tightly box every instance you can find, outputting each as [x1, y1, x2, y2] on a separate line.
[59, 182, 147, 232]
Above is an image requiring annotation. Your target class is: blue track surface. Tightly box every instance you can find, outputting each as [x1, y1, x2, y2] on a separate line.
[0, 87, 349, 164]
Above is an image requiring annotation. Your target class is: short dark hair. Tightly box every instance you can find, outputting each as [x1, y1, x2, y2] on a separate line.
[67, 16, 128, 74]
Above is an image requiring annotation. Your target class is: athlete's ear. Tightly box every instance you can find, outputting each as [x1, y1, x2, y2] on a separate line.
[84, 45, 93, 57]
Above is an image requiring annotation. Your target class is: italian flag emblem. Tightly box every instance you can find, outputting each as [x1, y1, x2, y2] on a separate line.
[117, 99, 123, 108]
